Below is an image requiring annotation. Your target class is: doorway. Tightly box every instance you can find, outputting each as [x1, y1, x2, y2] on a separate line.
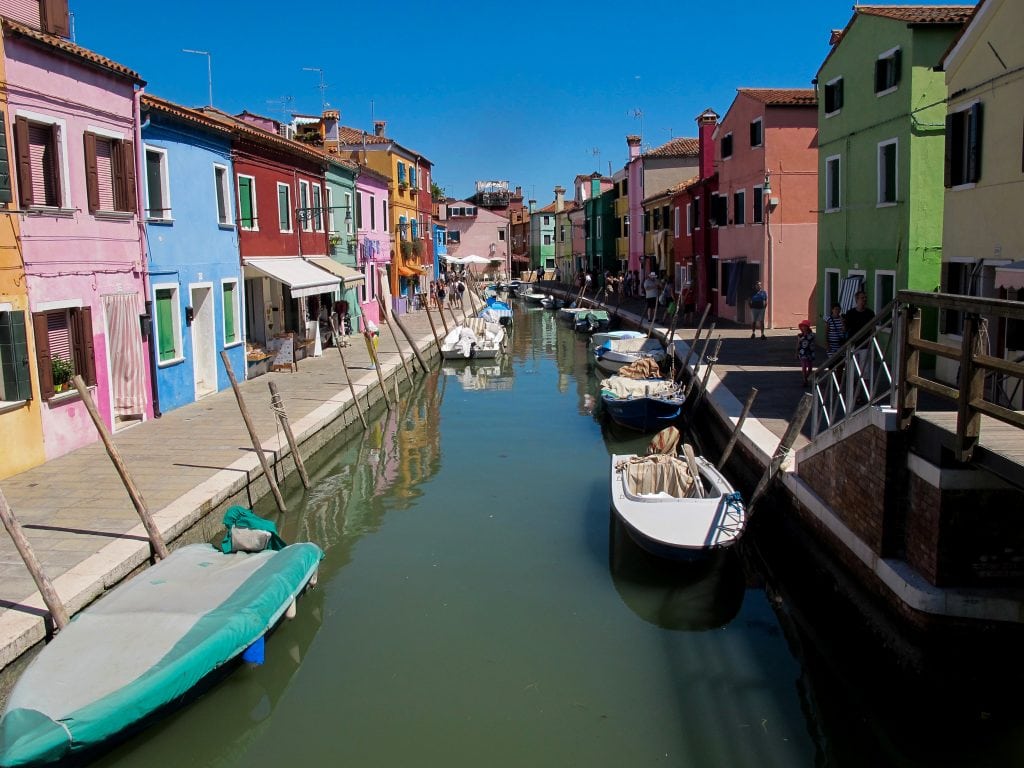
[190, 285, 216, 399]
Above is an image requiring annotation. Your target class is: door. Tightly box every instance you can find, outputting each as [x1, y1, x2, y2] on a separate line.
[190, 285, 216, 398]
[102, 292, 147, 430]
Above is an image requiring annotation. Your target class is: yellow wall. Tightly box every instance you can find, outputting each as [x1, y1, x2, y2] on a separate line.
[0, 40, 45, 479]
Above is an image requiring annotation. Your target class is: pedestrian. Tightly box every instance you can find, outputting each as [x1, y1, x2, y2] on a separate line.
[682, 283, 696, 325]
[554, 266, 561, 283]
[436, 280, 447, 308]
[825, 302, 846, 357]
[659, 280, 674, 321]
[797, 320, 816, 386]
[748, 281, 768, 338]
[456, 279, 466, 308]
[843, 290, 875, 339]
[643, 271, 660, 322]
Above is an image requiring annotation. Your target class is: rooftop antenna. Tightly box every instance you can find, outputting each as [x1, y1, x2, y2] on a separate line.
[266, 95, 295, 122]
[591, 146, 601, 171]
[303, 67, 327, 112]
[629, 108, 644, 144]
[182, 49, 213, 107]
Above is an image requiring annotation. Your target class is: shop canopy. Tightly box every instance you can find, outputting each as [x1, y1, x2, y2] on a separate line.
[243, 258, 339, 299]
[995, 262, 1024, 291]
[304, 257, 365, 288]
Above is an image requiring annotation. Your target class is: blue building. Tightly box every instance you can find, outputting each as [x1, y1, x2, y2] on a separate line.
[433, 222, 448, 277]
[140, 95, 245, 413]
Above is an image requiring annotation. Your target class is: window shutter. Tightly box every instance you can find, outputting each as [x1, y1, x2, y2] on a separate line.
[0, 311, 31, 401]
[40, 0, 71, 37]
[223, 284, 236, 343]
[83, 132, 99, 213]
[874, 59, 885, 93]
[943, 113, 954, 188]
[238, 176, 252, 227]
[0, 111, 11, 204]
[893, 50, 902, 86]
[119, 140, 137, 213]
[32, 312, 53, 399]
[71, 307, 96, 386]
[14, 117, 33, 208]
[836, 79, 844, 110]
[967, 102, 983, 184]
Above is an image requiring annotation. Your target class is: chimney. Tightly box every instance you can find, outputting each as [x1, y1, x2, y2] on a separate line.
[374, 120, 386, 137]
[322, 109, 339, 142]
[695, 108, 719, 180]
[554, 186, 565, 213]
[626, 134, 642, 161]
[528, 199, 536, 214]
[515, 185, 522, 198]
[590, 172, 601, 200]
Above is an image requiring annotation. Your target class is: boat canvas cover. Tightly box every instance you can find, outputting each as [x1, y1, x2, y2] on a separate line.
[606, 337, 662, 355]
[620, 454, 695, 498]
[602, 376, 678, 399]
[0, 542, 323, 766]
[616, 357, 663, 379]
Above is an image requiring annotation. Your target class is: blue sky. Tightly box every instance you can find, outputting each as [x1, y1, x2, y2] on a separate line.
[77, 1, 970, 203]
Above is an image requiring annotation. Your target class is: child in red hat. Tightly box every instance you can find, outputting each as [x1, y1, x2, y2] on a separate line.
[797, 320, 815, 386]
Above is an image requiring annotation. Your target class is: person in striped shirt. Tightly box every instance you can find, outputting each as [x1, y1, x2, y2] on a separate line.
[825, 303, 846, 357]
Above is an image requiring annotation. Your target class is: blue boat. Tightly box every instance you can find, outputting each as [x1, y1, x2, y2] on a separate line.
[600, 375, 686, 432]
[479, 296, 514, 325]
[573, 310, 611, 334]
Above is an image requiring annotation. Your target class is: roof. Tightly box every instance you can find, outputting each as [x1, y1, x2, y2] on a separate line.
[643, 177, 698, 205]
[1, 19, 144, 85]
[335, 125, 431, 164]
[141, 94, 232, 135]
[194, 107, 329, 165]
[941, 0, 988, 70]
[536, 200, 580, 215]
[644, 136, 699, 158]
[738, 88, 817, 107]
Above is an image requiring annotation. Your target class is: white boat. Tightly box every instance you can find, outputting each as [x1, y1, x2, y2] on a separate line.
[594, 336, 666, 373]
[556, 306, 590, 324]
[440, 317, 506, 359]
[610, 446, 746, 561]
[523, 292, 546, 304]
[591, 329, 643, 347]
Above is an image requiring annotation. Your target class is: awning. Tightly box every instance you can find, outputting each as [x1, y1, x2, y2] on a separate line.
[244, 257, 339, 299]
[994, 262, 1024, 291]
[305, 257, 365, 288]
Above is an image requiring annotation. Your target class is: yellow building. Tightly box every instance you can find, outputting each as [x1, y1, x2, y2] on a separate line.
[0, 38, 44, 479]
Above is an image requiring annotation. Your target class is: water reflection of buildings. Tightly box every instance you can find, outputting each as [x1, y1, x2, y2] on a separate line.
[441, 358, 514, 391]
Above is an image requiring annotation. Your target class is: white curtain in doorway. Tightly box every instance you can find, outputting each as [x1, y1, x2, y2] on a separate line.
[103, 293, 148, 417]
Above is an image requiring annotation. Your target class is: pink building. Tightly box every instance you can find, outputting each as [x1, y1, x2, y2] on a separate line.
[355, 166, 392, 328]
[714, 89, 818, 329]
[442, 200, 510, 276]
[3, 17, 152, 459]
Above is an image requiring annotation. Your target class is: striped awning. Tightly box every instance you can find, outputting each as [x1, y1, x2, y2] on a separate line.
[304, 257, 365, 288]
[243, 258, 339, 299]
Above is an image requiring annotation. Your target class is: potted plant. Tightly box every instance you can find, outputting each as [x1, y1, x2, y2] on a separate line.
[51, 356, 73, 393]
[411, 239, 423, 257]
[328, 233, 341, 248]
[399, 240, 413, 259]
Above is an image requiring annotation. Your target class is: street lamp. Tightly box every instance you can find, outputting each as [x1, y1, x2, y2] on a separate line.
[182, 49, 213, 106]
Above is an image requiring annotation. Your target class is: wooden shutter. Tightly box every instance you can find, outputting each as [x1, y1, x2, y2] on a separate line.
[118, 140, 137, 213]
[944, 113, 954, 188]
[14, 116, 33, 208]
[40, 0, 70, 37]
[223, 283, 236, 343]
[237, 176, 252, 227]
[967, 103, 983, 184]
[874, 59, 885, 93]
[70, 307, 96, 386]
[893, 49, 902, 87]
[0, 111, 11, 205]
[32, 312, 53, 399]
[0, 311, 32, 401]
[83, 131, 99, 213]
[155, 290, 175, 361]
[836, 78, 844, 110]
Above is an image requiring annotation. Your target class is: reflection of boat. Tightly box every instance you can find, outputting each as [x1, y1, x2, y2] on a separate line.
[608, 520, 745, 631]
[610, 445, 746, 560]
[573, 309, 610, 334]
[540, 295, 565, 310]
[600, 375, 685, 432]
[442, 362, 513, 391]
[440, 318, 506, 359]
[594, 336, 666, 373]
[0, 535, 323, 766]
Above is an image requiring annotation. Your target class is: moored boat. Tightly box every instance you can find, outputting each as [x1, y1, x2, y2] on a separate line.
[599, 374, 686, 432]
[540, 295, 565, 310]
[594, 336, 667, 373]
[591, 329, 644, 347]
[573, 309, 611, 334]
[440, 317, 506, 359]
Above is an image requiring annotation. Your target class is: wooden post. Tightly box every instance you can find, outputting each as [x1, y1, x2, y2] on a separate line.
[448, 301, 461, 330]
[390, 308, 429, 370]
[268, 381, 310, 489]
[330, 318, 368, 430]
[956, 313, 984, 462]
[747, 393, 813, 516]
[691, 322, 717, 383]
[0, 487, 70, 630]
[437, 299, 451, 335]
[363, 330, 392, 410]
[682, 444, 704, 499]
[896, 303, 920, 430]
[71, 375, 171, 558]
[693, 337, 723, 410]
[717, 388, 758, 470]
[218, 353, 287, 513]
[680, 304, 711, 371]
[422, 304, 443, 356]
[375, 275, 413, 384]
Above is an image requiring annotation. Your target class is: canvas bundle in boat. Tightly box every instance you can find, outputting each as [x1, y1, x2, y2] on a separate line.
[602, 376, 677, 399]
[609, 337, 662, 354]
[617, 358, 663, 379]
[620, 454, 695, 498]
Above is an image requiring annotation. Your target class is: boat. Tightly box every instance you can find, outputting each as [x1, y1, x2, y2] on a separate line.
[440, 317, 506, 359]
[539, 295, 565, 310]
[600, 374, 686, 432]
[523, 292, 546, 304]
[610, 430, 746, 560]
[591, 329, 644, 347]
[593, 336, 667, 373]
[0, 508, 323, 766]
[573, 309, 611, 334]
[479, 296, 514, 324]
[556, 306, 592, 325]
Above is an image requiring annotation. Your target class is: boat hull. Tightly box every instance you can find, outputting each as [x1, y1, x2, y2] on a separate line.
[601, 392, 683, 432]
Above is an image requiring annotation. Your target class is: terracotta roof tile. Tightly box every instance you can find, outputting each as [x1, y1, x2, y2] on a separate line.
[193, 107, 328, 164]
[738, 88, 817, 107]
[644, 136, 699, 158]
[854, 5, 975, 25]
[141, 94, 232, 134]
[2, 19, 144, 84]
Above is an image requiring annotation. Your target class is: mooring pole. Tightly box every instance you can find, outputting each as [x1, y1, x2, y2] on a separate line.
[268, 381, 310, 489]
[219, 352, 287, 513]
[717, 388, 759, 470]
[747, 393, 813, 516]
[422, 304, 443, 358]
[72, 375, 170, 558]
[363, 330, 392, 410]
[376, 297, 412, 384]
[681, 303, 711, 371]
[330, 318, 368, 430]
[390, 308, 428, 370]
[0, 487, 70, 630]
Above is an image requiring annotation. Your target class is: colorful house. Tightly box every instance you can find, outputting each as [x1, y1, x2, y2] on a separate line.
[937, 0, 1023, 390]
[529, 200, 556, 272]
[320, 151, 364, 335]
[510, 205, 530, 276]
[579, 173, 615, 276]
[815, 5, 974, 325]
[3, 15, 152, 462]
[441, 199, 511, 276]
[354, 165, 391, 329]
[552, 186, 580, 279]
[715, 88, 818, 329]
[138, 96, 245, 412]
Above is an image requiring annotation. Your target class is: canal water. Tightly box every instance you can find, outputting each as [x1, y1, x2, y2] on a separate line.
[94, 306, 1023, 768]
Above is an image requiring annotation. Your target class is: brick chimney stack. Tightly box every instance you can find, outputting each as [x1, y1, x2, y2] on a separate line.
[554, 186, 565, 213]
[626, 134, 642, 160]
[695, 108, 719, 180]
[374, 120, 386, 137]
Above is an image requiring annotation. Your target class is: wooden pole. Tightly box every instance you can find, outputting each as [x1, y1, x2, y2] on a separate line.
[693, 322, 717, 381]
[747, 393, 813, 516]
[447, 301, 461, 330]
[330, 318, 368, 430]
[0, 487, 70, 630]
[717, 387, 758, 470]
[437, 299, 451, 335]
[682, 444, 705, 499]
[363, 330, 392, 410]
[268, 381, 310, 489]
[693, 337, 723, 410]
[218, 353, 287, 513]
[422, 304, 444, 356]
[681, 303, 711, 371]
[375, 277, 413, 384]
[390, 308, 428, 370]
[71, 375, 170, 558]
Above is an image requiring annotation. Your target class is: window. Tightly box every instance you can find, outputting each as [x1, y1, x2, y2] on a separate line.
[623, 214, 630, 238]
[409, 165, 417, 189]
[498, 229, 505, 241]
[144, 147, 170, 220]
[310, 185, 323, 232]
[447, 230, 460, 244]
[153, 286, 182, 364]
[711, 194, 727, 227]
[397, 161, 406, 184]
[214, 164, 231, 226]
[343, 191, 352, 235]
[31, 305, 97, 399]
[749, 119, 763, 148]
[399, 215, 407, 241]
[945, 103, 983, 187]
[875, 271, 895, 312]
[381, 199, 387, 232]
[0, 310, 31, 403]
[674, 206, 680, 238]
[721, 133, 733, 159]
[369, 194, 376, 230]
[237, 175, 257, 230]
[685, 204, 692, 236]
[753, 186, 764, 224]
[40, 0, 70, 36]
[824, 268, 840, 316]
[543, 234, 551, 246]
[692, 197, 700, 230]
[733, 190, 745, 225]
[621, 178, 628, 196]
[326, 188, 336, 232]
[878, 139, 897, 205]
[824, 77, 844, 116]
[13, 115, 64, 208]
[825, 155, 841, 211]
[222, 280, 239, 345]
[559, 224, 565, 242]
[875, 47, 901, 95]
[542, 215, 550, 226]
[277, 182, 291, 232]
[645, 210, 652, 233]
[299, 181, 311, 231]
[410, 218, 418, 240]
[942, 261, 978, 334]
[84, 130, 136, 214]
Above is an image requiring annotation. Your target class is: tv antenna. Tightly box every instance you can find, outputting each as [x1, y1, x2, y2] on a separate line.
[628, 108, 644, 143]
[266, 95, 295, 121]
[303, 67, 328, 112]
[591, 146, 601, 170]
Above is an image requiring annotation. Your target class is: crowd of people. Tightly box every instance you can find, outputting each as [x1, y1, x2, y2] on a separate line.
[428, 272, 468, 310]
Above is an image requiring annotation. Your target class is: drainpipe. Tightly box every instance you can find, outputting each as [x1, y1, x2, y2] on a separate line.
[135, 87, 161, 418]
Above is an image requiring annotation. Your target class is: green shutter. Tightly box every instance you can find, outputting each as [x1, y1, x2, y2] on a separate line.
[156, 289, 175, 362]
[238, 177, 253, 227]
[223, 283, 236, 344]
[0, 110, 12, 204]
[0, 311, 32, 401]
[278, 185, 290, 230]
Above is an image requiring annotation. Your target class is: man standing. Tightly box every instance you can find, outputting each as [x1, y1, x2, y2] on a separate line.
[643, 271, 660, 322]
[844, 290, 875, 339]
[748, 281, 768, 338]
